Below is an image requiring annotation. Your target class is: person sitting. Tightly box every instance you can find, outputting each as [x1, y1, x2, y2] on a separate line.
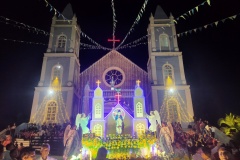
[37, 143, 56, 160]
[95, 147, 108, 160]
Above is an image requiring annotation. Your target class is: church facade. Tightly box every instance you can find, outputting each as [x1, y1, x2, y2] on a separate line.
[29, 4, 194, 132]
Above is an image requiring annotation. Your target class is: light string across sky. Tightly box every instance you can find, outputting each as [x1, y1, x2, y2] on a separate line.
[1, 0, 239, 49]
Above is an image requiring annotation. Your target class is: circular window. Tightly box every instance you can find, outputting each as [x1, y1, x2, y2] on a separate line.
[102, 67, 125, 88]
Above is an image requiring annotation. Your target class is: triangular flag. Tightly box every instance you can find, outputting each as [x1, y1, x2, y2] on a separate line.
[204, 25, 208, 28]
[195, 6, 199, 12]
[189, 11, 191, 16]
[207, 0, 211, 6]
[180, 15, 186, 20]
[215, 21, 219, 26]
[231, 15, 237, 19]
[221, 19, 226, 23]
[199, 27, 202, 31]
[189, 30, 192, 34]
[185, 31, 188, 35]
[194, 29, 197, 32]
[177, 34, 180, 37]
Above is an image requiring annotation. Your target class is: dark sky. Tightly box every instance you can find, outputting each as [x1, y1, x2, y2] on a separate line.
[0, 0, 240, 130]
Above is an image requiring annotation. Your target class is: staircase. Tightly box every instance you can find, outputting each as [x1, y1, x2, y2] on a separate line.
[15, 138, 30, 147]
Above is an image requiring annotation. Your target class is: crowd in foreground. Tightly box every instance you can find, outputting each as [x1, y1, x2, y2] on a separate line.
[1, 118, 240, 160]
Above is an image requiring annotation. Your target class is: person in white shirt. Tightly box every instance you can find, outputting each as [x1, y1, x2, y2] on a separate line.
[37, 143, 56, 160]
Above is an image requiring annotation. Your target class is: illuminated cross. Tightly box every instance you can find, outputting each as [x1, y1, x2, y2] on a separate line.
[115, 92, 122, 104]
[108, 35, 120, 50]
[136, 80, 141, 87]
[96, 80, 101, 87]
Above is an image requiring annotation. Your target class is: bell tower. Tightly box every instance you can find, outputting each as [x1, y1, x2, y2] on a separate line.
[147, 6, 194, 126]
[30, 4, 81, 123]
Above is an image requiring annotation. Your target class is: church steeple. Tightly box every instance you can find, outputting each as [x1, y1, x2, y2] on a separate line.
[46, 3, 80, 58]
[147, 5, 194, 127]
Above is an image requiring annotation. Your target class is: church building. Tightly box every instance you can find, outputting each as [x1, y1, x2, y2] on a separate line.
[29, 3, 194, 134]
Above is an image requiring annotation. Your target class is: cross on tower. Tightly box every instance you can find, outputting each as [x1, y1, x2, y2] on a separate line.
[115, 91, 122, 104]
[96, 80, 101, 87]
[136, 80, 141, 87]
[108, 35, 120, 50]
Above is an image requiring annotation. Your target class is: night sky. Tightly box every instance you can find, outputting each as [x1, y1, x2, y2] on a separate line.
[0, 0, 240, 130]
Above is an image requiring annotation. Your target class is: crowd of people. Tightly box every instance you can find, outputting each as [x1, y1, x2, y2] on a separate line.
[166, 118, 240, 160]
[15, 123, 68, 140]
[1, 117, 240, 160]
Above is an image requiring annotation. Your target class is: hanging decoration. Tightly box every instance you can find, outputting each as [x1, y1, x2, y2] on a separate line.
[0, 16, 51, 36]
[43, 0, 109, 50]
[0, 37, 47, 46]
[174, 0, 211, 24]
[81, 32, 111, 51]
[111, 0, 117, 37]
[43, 0, 70, 22]
[116, 0, 149, 50]
[177, 13, 239, 37]
[117, 35, 148, 50]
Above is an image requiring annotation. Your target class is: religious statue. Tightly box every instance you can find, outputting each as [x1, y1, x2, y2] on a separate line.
[114, 110, 124, 134]
[80, 113, 91, 135]
[75, 113, 82, 130]
[63, 124, 81, 160]
[159, 122, 174, 154]
[167, 122, 174, 143]
[145, 110, 160, 133]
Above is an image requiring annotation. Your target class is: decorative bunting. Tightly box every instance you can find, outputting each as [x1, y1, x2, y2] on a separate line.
[177, 13, 239, 37]
[117, 35, 149, 50]
[111, 0, 117, 36]
[0, 37, 47, 45]
[0, 16, 51, 36]
[175, 0, 211, 23]
[116, 0, 149, 50]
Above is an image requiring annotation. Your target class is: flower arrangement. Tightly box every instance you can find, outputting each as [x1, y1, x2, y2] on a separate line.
[82, 132, 157, 159]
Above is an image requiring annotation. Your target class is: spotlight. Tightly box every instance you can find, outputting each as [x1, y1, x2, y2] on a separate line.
[169, 88, 174, 93]
[48, 89, 54, 94]
[57, 65, 61, 69]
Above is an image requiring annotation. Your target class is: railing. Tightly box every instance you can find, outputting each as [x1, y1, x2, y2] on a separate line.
[30, 136, 64, 156]
[89, 89, 135, 98]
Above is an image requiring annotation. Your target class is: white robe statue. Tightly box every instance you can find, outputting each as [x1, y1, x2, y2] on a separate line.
[146, 111, 157, 132]
[160, 124, 174, 154]
[80, 113, 90, 134]
[75, 113, 82, 130]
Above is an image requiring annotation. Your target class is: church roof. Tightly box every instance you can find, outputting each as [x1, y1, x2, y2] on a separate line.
[154, 5, 168, 19]
[80, 50, 147, 75]
[60, 3, 74, 19]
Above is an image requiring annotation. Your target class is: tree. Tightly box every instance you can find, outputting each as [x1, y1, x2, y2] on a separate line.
[218, 113, 240, 137]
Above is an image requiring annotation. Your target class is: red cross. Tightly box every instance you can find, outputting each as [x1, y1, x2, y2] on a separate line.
[108, 35, 120, 49]
[115, 92, 121, 104]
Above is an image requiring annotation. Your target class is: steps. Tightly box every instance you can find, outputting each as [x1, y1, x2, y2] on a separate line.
[15, 138, 30, 147]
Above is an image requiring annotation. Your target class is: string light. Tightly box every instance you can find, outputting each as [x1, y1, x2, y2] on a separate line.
[117, 35, 148, 50]
[0, 37, 47, 45]
[111, 0, 117, 36]
[0, 16, 52, 36]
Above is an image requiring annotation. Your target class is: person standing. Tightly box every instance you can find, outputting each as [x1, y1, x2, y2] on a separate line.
[36, 143, 56, 160]
[11, 123, 16, 140]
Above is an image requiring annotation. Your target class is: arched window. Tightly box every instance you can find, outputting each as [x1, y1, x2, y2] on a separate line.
[93, 124, 102, 137]
[162, 63, 174, 84]
[136, 102, 143, 117]
[45, 101, 58, 122]
[51, 64, 63, 85]
[159, 34, 170, 50]
[95, 103, 101, 118]
[167, 99, 180, 122]
[57, 35, 67, 48]
[136, 123, 145, 136]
